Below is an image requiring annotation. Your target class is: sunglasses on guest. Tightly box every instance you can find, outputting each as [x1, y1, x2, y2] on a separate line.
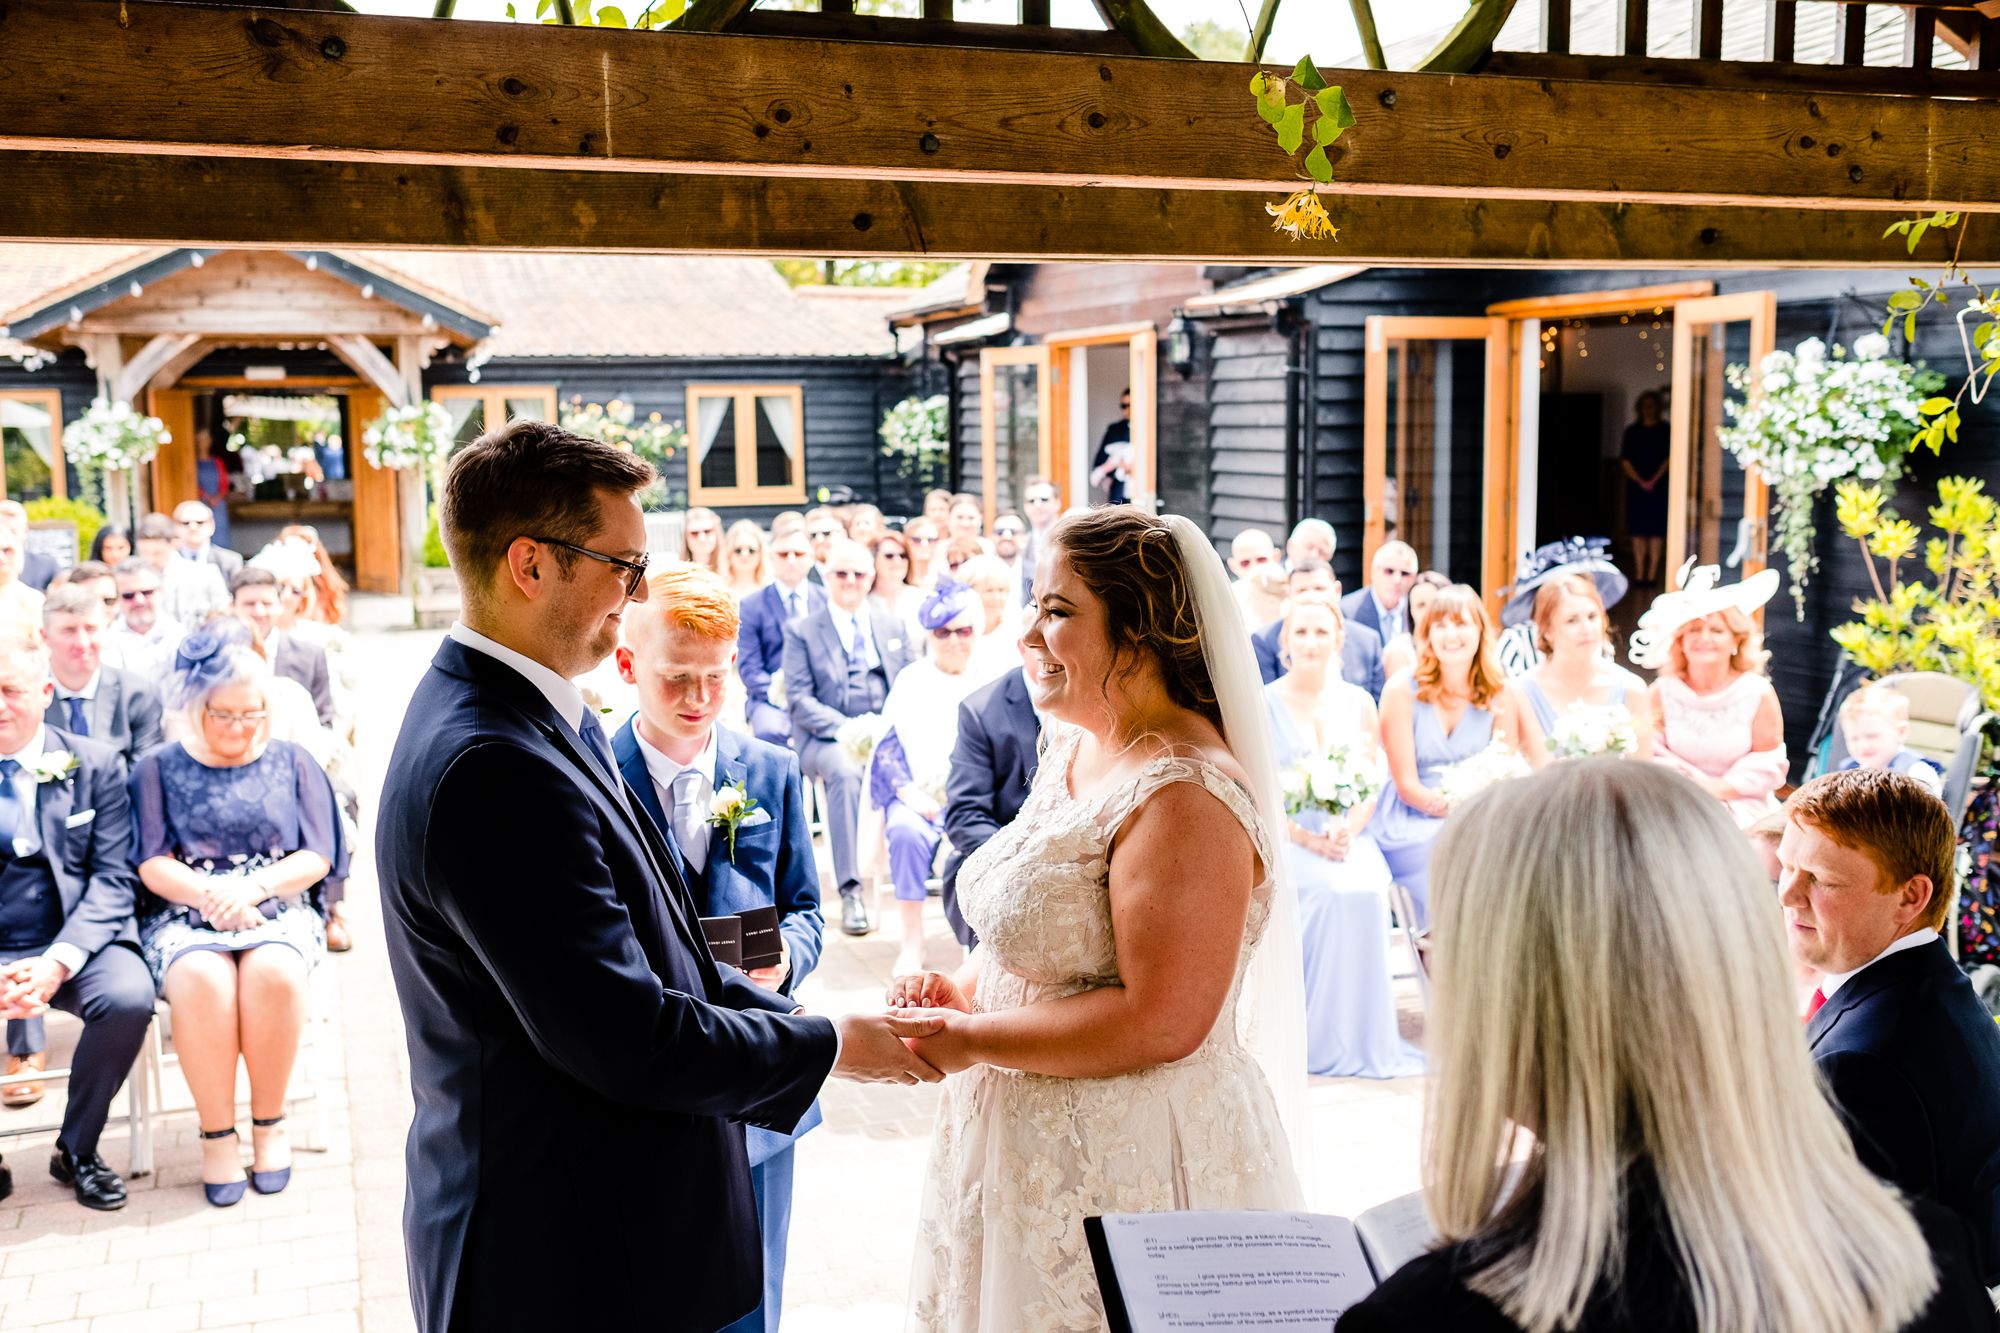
[731, 544, 760, 556]
[827, 569, 869, 582]
[993, 523, 1023, 537]
[931, 625, 976, 640]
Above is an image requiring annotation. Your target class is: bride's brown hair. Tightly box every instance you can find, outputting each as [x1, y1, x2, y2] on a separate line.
[1046, 508, 1222, 733]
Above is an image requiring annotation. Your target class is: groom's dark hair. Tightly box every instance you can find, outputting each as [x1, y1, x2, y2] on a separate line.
[440, 418, 654, 610]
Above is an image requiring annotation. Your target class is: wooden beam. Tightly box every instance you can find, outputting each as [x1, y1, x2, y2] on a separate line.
[4, 149, 2000, 268]
[326, 334, 408, 406]
[725, 9, 1133, 53]
[84, 334, 124, 402]
[112, 332, 203, 401]
[6, 0, 2000, 213]
[1483, 48, 2000, 96]
[150, 336, 221, 391]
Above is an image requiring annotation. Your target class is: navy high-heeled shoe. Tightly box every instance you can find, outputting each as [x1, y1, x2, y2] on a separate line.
[199, 1127, 246, 1208]
[249, 1115, 291, 1195]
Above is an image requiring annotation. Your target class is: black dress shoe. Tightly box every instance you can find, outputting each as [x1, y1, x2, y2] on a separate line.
[0, 1155, 12, 1203]
[50, 1146, 127, 1211]
[839, 888, 873, 937]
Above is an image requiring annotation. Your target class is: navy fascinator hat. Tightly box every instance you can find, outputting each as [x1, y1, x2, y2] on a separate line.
[918, 579, 978, 632]
[167, 618, 257, 711]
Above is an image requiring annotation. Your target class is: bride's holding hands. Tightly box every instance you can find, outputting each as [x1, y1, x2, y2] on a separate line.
[890, 508, 1302, 1333]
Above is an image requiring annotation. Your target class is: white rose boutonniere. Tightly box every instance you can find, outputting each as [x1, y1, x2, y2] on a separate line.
[707, 780, 762, 863]
[27, 750, 81, 784]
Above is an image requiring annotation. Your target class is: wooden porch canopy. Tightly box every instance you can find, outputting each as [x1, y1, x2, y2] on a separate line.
[2, 0, 1997, 267]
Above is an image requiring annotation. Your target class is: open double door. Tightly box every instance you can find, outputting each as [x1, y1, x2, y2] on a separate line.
[1361, 290, 1775, 608]
[977, 323, 1157, 525]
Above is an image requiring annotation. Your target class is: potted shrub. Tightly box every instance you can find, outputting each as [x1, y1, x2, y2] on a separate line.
[412, 505, 459, 629]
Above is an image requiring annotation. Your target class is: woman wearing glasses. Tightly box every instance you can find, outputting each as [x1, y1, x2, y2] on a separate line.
[131, 622, 347, 1208]
[677, 507, 725, 577]
[723, 519, 770, 600]
[868, 531, 924, 644]
[869, 583, 988, 977]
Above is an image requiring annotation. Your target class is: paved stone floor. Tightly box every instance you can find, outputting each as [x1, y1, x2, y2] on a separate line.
[0, 599, 1426, 1331]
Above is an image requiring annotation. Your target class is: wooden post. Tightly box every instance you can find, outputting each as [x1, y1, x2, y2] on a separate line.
[1543, 0, 1573, 53]
[1766, 0, 1797, 61]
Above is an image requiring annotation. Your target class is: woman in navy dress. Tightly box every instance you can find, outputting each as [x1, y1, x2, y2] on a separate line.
[132, 626, 346, 1207]
[1619, 391, 1671, 586]
[1372, 585, 1522, 928]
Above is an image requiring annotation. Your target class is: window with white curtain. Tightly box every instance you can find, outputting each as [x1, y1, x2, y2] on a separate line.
[685, 385, 805, 506]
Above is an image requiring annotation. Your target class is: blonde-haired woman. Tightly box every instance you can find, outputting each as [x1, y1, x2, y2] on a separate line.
[1634, 564, 1787, 828]
[1371, 584, 1519, 928]
[722, 519, 769, 599]
[1337, 760, 1991, 1333]
[677, 506, 724, 576]
[1517, 574, 1654, 767]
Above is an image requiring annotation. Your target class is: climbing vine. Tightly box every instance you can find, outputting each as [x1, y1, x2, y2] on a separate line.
[1881, 212, 1999, 455]
[1249, 57, 1354, 242]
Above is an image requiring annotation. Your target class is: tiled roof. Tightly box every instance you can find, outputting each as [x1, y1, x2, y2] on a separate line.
[0, 245, 897, 362]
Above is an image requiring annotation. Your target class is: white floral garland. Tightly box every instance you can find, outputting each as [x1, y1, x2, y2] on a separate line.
[64, 397, 169, 473]
[361, 400, 456, 475]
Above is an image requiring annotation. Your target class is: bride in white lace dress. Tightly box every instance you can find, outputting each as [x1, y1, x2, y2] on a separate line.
[889, 508, 1307, 1332]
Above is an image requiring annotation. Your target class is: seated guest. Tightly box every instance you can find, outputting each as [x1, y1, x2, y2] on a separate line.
[610, 563, 824, 1333]
[946, 495, 985, 545]
[867, 531, 923, 644]
[1379, 570, 1448, 682]
[0, 518, 45, 640]
[677, 506, 725, 576]
[870, 583, 987, 976]
[783, 539, 913, 937]
[1264, 593, 1420, 1079]
[172, 501, 243, 581]
[1342, 540, 1419, 644]
[1285, 516, 1337, 569]
[940, 637, 1039, 950]
[922, 488, 954, 527]
[110, 557, 184, 682]
[275, 524, 349, 628]
[957, 554, 1022, 685]
[845, 503, 886, 548]
[136, 513, 227, 629]
[89, 524, 133, 568]
[1514, 574, 1653, 767]
[736, 529, 823, 748]
[1839, 686, 1945, 794]
[1782, 769, 2000, 1282]
[1340, 760, 1994, 1333]
[43, 584, 165, 764]
[1635, 563, 1787, 828]
[132, 626, 346, 1207]
[1494, 536, 1628, 679]
[941, 533, 983, 580]
[992, 512, 1029, 609]
[0, 635, 154, 1209]
[253, 541, 356, 734]
[903, 517, 943, 592]
[231, 567, 335, 728]
[804, 506, 846, 581]
[0, 501, 57, 593]
[1372, 585, 1521, 927]
[723, 519, 770, 601]
[1229, 527, 1285, 629]
[1253, 559, 1385, 699]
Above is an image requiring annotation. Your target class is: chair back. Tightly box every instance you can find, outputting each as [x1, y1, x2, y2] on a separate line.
[1388, 880, 1431, 1009]
[1877, 671, 1980, 769]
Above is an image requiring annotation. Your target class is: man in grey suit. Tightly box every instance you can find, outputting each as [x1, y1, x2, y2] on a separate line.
[1341, 540, 1420, 645]
[172, 501, 243, 583]
[42, 586, 164, 766]
[230, 567, 335, 728]
[782, 539, 914, 936]
[1254, 560, 1385, 699]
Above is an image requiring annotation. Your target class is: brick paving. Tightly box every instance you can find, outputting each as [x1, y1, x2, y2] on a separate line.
[0, 599, 1427, 1332]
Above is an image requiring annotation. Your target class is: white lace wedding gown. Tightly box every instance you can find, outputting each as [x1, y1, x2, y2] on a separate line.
[909, 726, 1303, 1332]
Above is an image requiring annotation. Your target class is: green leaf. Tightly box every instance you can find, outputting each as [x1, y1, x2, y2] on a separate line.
[537, 0, 554, 13]
[505, 0, 516, 13]
[1315, 87, 1356, 138]
[1256, 93, 1284, 127]
[1291, 56, 1328, 91]
[597, 3, 626, 23]
[1906, 311, 1918, 342]
[1888, 289, 1922, 311]
[1907, 222, 1927, 254]
[1277, 101, 1306, 155]
[1305, 144, 1333, 183]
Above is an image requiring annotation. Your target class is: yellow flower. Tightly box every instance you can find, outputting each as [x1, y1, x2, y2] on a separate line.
[1265, 188, 1339, 242]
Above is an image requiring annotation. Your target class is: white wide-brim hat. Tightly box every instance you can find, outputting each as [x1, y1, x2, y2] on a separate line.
[1628, 559, 1780, 670]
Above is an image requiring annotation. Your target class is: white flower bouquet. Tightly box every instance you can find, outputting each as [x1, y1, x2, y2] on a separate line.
[836, 712, 886, 767]
[1281, 743, 1382, 820]
[362, 400, 455, 475]
[1547, 704, 1639, 760]
[64, 397, 170, 473]
[1433, 742, 1531, 810]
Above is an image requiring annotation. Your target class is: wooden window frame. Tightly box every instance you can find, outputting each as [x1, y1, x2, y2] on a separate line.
[0, 389, 68, 503]
[684, 384, 807, 508]
[429, 383, 559, 435]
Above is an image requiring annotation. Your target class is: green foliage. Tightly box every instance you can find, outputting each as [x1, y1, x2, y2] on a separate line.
[1832, 476, 2000, 712]
[421, 505, 451, 571]
[772, 260, 955, 289]
[1250, 59, 1353, 241]
[24, 496, 106, 562]
[560, 397, 688, 511]
[1177, 19, 1247, 60]
[1881, 212, 1999, 458]
[879, 394, 949, 484]
[505, 0, 688, 28]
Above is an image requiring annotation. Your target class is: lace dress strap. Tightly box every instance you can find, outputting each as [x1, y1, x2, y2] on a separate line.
[1099, 749, 1273, 867]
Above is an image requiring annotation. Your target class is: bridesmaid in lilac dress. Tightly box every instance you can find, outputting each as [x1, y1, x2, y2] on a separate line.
[1372, 585, 1522, 928]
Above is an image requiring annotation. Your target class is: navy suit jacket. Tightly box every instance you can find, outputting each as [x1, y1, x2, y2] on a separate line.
[1808, 937, 2000, 1283]
[614, 717, 827, 1167]
[21, 551, 56, 592]
[375, 639, 837, 1333]
[737, 580, 825, 709]
[781, 604, 914, 744]
[940, 668, 1040, 948]
[1341, 585, 1388, 640]
[1253, 616, 1387, 699]
[35, 728, 140, 960]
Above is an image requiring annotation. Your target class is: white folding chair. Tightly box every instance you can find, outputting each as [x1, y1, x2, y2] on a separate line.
[1388, 881, 1431, 1011]
[0, 1007, 157, 1178]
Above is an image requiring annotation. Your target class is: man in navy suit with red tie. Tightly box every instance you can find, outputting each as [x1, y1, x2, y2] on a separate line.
[613, 562, 824, 1333]
[1781, 768, 2000, 1283]
[375, 422, 942, 1333]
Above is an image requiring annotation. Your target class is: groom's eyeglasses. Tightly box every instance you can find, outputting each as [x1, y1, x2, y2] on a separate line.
[526, 535, 650, 597]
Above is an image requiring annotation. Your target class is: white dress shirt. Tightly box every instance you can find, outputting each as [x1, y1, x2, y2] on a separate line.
[1819, 927, 1940, 1001]
[826, 605, 879, 670]
[449, 622, 588, 735]
[633, 724, 718, 874]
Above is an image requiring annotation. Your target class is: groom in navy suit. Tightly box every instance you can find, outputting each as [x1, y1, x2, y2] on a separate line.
[614, 562, 825, 1333]
[376, 422, 942, 1333]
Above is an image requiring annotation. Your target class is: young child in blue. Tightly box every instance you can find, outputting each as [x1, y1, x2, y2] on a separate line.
[1838, 685, 1944, 795]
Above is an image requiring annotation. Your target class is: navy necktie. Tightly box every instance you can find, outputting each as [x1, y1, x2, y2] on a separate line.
[576, 710, 618, 782]
[64, 696, 88, 737]
[0, 759, 23, 855]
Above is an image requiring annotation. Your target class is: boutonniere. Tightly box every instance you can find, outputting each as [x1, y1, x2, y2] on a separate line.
[706, 780, 761, 863]
[27, 750, 80, 784]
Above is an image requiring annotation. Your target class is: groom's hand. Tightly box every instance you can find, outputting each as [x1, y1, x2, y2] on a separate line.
[832, 1012, 948, 1085]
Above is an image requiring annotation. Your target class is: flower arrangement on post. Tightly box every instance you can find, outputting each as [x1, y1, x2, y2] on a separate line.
[1717, 335, 1944, 616]
[878, 394, 949, 485]
[63, 397, 170, 510]
[1831, 476, 2000, 713]
[361, 400, 456, 492]
[559, 397, 686, 508]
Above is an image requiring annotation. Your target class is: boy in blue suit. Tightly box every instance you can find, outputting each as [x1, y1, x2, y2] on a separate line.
[614, 561, 826, 1333]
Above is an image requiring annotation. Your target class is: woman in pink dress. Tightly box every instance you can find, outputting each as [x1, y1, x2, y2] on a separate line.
[1632, 564, 1787, 826]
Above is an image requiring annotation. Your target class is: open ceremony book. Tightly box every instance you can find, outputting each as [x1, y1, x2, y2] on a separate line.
[1086, 1191, 1436, 1331]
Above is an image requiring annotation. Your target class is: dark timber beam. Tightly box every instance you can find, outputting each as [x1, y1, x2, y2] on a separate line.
[2, 150, 1997, 268]
[1, 0, 1997, 212]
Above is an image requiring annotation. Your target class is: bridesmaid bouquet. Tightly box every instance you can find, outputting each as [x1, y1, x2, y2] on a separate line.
[1434, 742, 1532, 810]
[1282, 744, 1382, 819]
[1548, 704, 1639, 760]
